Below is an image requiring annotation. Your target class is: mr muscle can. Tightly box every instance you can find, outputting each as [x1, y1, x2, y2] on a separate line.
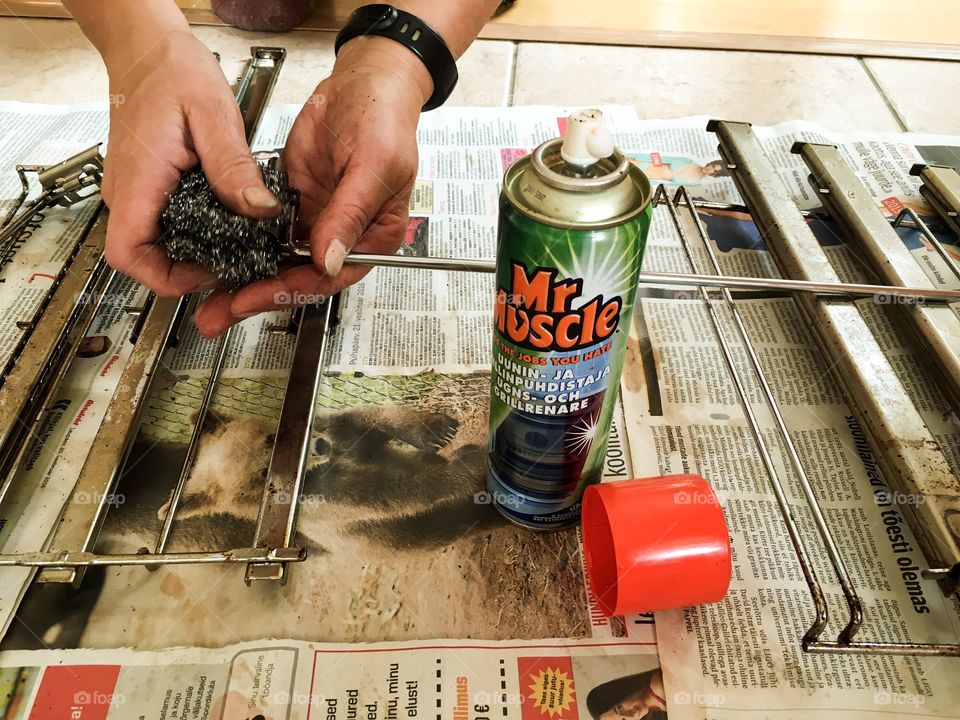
[486, 120, 652, 529]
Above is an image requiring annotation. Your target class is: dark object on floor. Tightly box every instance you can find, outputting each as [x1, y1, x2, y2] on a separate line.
[212, 0, 318, 32]
[159, 165, 297, 288]
[495, 0, 517, 17]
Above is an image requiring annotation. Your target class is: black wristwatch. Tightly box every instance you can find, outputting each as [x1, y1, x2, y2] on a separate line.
[335, 4, 458, 112]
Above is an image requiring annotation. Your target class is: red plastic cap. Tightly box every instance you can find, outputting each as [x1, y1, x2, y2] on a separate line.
[582, 474, 731, 616]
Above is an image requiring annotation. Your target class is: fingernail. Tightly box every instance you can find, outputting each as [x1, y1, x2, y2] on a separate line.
[242, 185, 280, 210]
[236, 310, 260, 320]
[324, 239, 347, 276]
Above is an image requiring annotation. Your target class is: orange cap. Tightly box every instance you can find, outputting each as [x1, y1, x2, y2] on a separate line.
[581, 474, 731, 616]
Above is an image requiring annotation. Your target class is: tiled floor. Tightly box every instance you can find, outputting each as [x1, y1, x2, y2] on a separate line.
[0, 17, 956, 136]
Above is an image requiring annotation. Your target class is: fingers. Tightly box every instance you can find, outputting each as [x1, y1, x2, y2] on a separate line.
[103, 157, 215, 296]
[193, 264, 349, 338]
[309, 164, 407, 275]
[186, 93, 280, 219]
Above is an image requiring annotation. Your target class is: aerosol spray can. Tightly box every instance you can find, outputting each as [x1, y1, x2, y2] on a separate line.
[487, 109, 652, 530]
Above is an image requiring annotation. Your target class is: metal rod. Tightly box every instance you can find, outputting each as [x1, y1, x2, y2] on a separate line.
[808, 641, 960, 657]
[0, 547, 305, 568]
[893, 206, 960, 283]
[796, 141, 960, 414]
[344, 252, 960, 302]
[246, 301, 332, 584]
[659, 184, 831, 647]
[153, 330, 230, 555]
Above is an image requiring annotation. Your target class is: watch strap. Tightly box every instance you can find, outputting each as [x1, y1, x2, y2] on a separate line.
[335, 4, 459, 112]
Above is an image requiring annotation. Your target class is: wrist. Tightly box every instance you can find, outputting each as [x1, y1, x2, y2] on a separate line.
[100, 12, 191, 75]
[333, 36, 433, 108]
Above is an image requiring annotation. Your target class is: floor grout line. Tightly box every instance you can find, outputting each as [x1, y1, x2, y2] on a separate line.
[505, 41, 519, 107]
[858, 56, 909, 132]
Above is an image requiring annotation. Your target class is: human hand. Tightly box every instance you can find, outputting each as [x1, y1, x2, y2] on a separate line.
[100, 29, 280, 295]
[193, 36, 431, 337]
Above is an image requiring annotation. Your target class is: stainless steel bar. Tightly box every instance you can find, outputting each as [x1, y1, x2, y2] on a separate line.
[659, 184, 832, 646]
[153, 331, 230, 555]
[246, 301, 332, 584]
[795, 142, 960, 412]
[236, 47, 286, 144]
[808, 641, 960, 657]
[345, 253, 960, 302]
[35, 296, 187, 585]
[711, 119, 960, 600]
[911, 163, 960, 239]
[0, 547, 305, 568]
[0, 209, 113, 506]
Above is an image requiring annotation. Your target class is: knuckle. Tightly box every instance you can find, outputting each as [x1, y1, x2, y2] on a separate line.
[102, 241, 127, 272]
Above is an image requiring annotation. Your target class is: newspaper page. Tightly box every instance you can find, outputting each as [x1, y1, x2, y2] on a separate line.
[0, 104, 642, 652]
[0, 638, 662, 720]
[611, 117, 960, 717]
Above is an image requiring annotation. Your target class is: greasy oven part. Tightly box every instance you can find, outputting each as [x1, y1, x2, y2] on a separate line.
[911, 163, 960, 239]
[795, 142, 960, 414]
[708, 120, 960, 601]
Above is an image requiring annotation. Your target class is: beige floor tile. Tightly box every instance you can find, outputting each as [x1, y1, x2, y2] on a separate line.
[514, 43, 902, 132]
[449, 40, 514, 106]
[863, 58, 960, 134]
[0, 17, 106, 103]
[0, 17, 512, 109]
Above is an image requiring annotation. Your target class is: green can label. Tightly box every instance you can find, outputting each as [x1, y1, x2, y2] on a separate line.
[487, 199, 652, 528]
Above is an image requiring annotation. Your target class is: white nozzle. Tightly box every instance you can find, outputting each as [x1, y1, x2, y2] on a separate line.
[561, 109, 615, 167]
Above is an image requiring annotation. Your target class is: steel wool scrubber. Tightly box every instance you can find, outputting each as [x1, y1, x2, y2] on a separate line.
[159, 152, 299, 288]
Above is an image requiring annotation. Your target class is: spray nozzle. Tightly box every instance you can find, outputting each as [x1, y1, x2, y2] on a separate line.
[560, 109, 616, 168]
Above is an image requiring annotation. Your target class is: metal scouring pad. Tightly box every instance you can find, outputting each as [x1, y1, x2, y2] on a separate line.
[159, 160, 296, 288]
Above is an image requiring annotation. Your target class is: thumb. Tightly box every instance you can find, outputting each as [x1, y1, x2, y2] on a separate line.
[186, 95, 280, 218]
[311, 167, 403, 276]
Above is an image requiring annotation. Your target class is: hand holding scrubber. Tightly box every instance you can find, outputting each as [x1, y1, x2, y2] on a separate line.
[159, 152, 299, 289]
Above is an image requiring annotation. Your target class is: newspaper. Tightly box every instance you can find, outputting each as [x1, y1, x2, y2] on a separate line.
[0, 99, 959, 718]
[611, 119, 960, 717]
[0, 638, 662, 720]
